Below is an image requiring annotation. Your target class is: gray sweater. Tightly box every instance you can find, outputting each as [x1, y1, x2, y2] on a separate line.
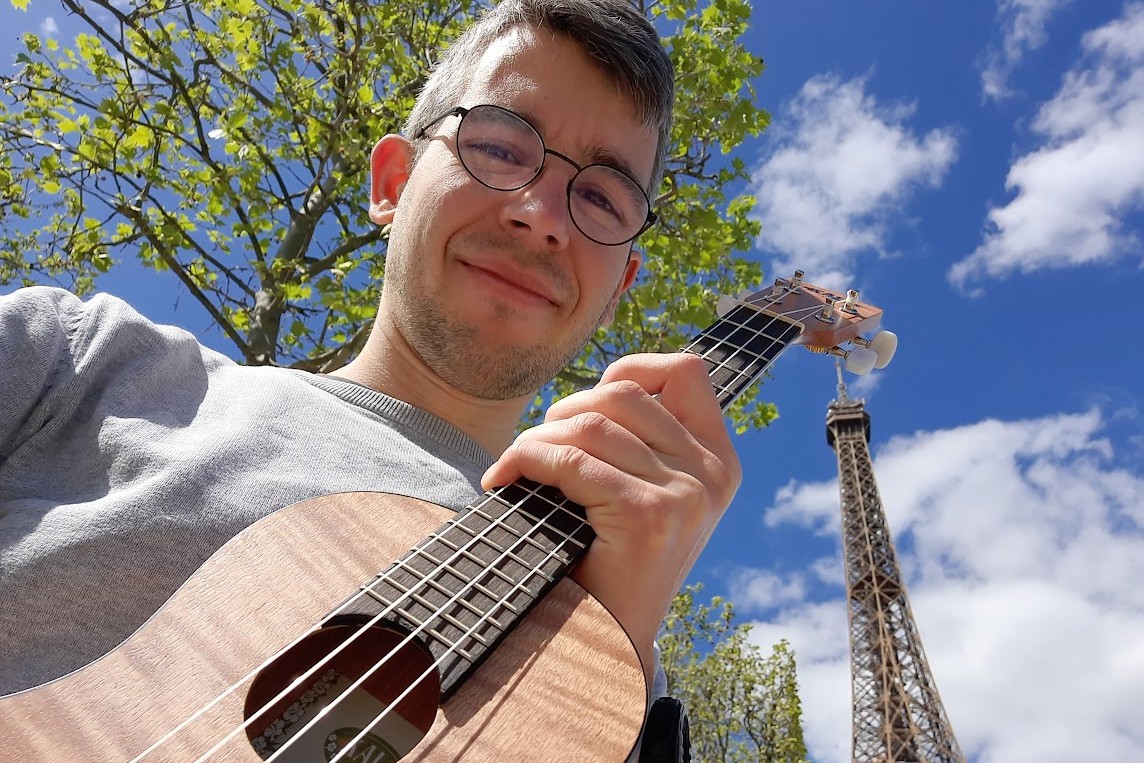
[0, 287, 494, 695]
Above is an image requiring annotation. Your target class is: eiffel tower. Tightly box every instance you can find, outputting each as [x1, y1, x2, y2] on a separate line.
[826, 369, 965, 763]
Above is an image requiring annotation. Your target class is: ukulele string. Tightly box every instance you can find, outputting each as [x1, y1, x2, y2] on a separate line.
[136, 487, 569, 762]
[263, 488, 586, 763]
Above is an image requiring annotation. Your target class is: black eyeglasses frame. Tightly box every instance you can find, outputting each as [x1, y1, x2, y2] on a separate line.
[414, 104, 658, 246]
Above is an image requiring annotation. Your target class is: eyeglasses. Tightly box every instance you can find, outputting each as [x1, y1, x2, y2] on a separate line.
[415, 104, 656, 246]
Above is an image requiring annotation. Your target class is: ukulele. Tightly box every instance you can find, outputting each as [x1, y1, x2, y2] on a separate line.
[0, 272, 893, 762]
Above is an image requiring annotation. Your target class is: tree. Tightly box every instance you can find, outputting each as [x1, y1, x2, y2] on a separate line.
[659, 584, 808, 762]
[0, 0, 774, 429]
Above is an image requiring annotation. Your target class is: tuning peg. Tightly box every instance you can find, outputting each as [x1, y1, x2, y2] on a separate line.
[868, 330, 898, 368]
[842, 288, 860, 314]
[844, 345, 877, 376]
[853, 330, 898, 369]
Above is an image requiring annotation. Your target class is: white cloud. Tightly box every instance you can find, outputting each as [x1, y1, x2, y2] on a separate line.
[808, 554, 844, 588]
[981, 0, 1074, 101]
[744, 409, 1144, 763]
[751, 75, 957, 289]
[952, 3, 1144, 290]
[40, 17, 59, 36]
[727, 567, 807, 610]
[843, 368, 882, 401]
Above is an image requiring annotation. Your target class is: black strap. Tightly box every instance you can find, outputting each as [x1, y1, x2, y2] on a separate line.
[638, 697, 691, 763]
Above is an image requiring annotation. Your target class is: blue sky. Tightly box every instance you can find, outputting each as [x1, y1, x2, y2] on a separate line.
[726, 2, 1144, 762]
[3, 1, 1143, 762]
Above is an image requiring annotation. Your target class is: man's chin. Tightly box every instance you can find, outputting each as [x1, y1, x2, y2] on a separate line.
[429, 339, 572, 401]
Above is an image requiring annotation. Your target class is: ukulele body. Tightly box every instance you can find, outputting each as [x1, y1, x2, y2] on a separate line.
[0, 492, 647, 761]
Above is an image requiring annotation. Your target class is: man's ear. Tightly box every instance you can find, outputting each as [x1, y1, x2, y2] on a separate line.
[601, 249, 643, 326]
[369, 135, 413, 226]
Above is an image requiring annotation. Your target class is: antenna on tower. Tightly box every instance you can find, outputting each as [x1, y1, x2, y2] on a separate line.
[835, 360, 849, 404]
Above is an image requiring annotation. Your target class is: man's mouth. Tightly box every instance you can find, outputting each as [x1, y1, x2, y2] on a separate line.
[460, 260, 562, 308]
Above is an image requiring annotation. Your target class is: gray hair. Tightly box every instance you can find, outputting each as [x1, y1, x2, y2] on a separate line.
[404, 0, 675, 195]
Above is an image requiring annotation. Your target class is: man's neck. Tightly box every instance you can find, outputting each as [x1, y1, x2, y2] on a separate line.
[330, 316, 529, 457]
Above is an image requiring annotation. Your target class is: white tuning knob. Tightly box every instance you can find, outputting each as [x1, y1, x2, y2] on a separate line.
[844, 346, 877, 376]
[868, 330, 898, 369]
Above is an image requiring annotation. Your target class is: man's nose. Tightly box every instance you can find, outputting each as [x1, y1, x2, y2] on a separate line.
[497, 160, 575, 251]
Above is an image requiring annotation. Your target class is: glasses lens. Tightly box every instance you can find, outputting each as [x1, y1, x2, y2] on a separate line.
[454, 104, 652, 245]
[570, 166, 649, 245]
[456, 106, 544, 190]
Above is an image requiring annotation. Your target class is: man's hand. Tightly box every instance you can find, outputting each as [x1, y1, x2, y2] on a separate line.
[481, 353, 742, 683]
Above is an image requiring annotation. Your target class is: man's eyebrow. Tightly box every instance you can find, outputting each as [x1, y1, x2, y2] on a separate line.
[582, 145, 646, 188]
[517, 106, 648, 188]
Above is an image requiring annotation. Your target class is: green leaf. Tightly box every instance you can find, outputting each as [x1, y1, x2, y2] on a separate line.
[122, 124, 154, 150]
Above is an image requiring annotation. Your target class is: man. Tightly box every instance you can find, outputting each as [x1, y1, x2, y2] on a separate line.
[0, 0, 738, 749]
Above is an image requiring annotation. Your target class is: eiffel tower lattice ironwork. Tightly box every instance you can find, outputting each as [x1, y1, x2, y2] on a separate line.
[826, 373, 965, 763]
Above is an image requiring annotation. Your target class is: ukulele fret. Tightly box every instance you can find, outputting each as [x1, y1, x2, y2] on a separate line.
[382, 541, 539, 635]
[437, 519, 555, 584]
[356, 581, 497, 669]
[493, 482, 592, 552]
[685, 304, 802, 408]
[424, 534, 542, 601]
[383, 557, 512, 632]
[411, 538, 525, 606]
[357, 579, 493, 665]
[397, 600, 488, 658]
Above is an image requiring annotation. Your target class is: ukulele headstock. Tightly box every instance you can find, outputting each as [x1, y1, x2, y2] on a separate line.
[717, 270, 898, 375]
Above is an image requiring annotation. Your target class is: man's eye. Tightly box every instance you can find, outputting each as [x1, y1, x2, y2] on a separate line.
[576, 185, 624, 222]
[468, 139, 521, 164]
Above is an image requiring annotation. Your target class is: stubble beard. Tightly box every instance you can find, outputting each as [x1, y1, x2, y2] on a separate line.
[391, 238, 614, 401]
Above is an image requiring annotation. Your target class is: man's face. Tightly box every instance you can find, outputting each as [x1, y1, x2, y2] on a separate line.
[374, 26, 657, 401]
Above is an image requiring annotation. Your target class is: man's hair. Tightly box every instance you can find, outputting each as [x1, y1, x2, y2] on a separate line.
[404, 0, 675, 195]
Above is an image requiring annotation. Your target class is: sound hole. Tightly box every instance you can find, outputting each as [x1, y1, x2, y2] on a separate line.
[244, 622, 440, 762]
